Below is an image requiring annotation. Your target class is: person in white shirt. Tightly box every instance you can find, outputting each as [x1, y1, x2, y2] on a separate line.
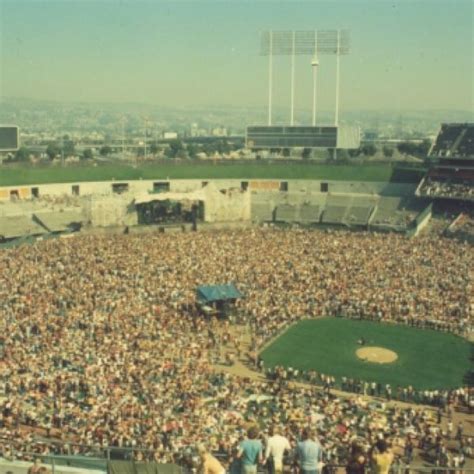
[264, 425, 291, 474]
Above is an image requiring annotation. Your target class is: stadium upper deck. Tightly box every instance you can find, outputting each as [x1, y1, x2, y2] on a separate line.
[417, 123, 474, 202]
[429, 123, 474, 159]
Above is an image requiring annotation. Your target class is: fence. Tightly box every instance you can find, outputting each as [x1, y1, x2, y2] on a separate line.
[2, 453, 474, 474]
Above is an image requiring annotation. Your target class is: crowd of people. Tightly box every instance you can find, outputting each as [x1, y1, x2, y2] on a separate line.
[0, 229, 472, 468]
[263, 366, 472, 409]
[446, 214, 474, 245]
[419, 177, 474, 200]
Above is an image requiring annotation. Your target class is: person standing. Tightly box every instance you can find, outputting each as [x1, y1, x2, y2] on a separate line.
[237, 426, 263, 474]
[197, 444, 226, 474]
[297, 428, 322, 474]
[346, 442, 366, 474]
[264, 425, 291, 474]
[27, 459, 43, 474]
[370, 439, 394, 474]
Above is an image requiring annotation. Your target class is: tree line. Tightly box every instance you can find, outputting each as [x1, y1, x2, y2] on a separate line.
[4, 138, 432, 163]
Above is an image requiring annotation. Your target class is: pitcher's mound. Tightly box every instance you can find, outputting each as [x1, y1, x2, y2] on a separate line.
[356, 346, 398, 364]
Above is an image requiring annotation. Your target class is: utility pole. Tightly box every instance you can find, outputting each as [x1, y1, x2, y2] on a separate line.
[122, 115, 126, 159]
[144, 117, 148, 162]
[61, 135, 65, 167]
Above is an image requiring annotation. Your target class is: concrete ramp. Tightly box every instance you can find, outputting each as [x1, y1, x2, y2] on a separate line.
[299, 204, 321, 223]
[0, 215, 47, 239]
[321, 194, 352, 225]
[34, 209, 85, 232]
[275, 204, 298, 222]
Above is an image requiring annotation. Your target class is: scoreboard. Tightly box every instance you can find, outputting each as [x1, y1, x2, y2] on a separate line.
[0, 126, 19, 151]
[246, 125, 360, 149]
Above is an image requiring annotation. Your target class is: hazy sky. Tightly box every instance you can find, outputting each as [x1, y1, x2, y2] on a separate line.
[0, 0, 472, 111]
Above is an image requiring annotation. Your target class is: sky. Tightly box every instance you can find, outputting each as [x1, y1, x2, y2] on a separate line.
[0, 0, 472, 111]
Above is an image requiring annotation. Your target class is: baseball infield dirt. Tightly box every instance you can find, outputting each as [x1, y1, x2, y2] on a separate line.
[356, 346, 398, 364]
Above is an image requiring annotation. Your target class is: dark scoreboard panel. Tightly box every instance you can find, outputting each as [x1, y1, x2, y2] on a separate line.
[0, 126, 19, 151]
[246, 125, 360, 149]
[247, 126, 337, 148]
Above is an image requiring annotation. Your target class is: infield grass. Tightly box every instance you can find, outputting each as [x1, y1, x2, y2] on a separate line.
[261, 318, 472, 390]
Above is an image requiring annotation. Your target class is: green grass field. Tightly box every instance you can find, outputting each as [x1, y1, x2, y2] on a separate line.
[0, 162, 426, 186]
[261, 318, 473, 390]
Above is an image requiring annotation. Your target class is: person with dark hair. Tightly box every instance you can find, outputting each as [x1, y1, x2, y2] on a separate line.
[297, 428, 322, 474]
[346, 442, 366, 474]
[370, 439, 393, 474]
[404, 436, 414, 464]
[237, 426, 263, 474]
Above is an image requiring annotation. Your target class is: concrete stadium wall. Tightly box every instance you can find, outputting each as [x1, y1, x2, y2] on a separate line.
[85, 195, 138, 228]
[0, 179, 417, 232]
[0, 179, 417, 201]
[204, 186, 251, 223]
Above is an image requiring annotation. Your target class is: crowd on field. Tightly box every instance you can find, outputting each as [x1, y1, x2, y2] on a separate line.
[0, 229, 472, 467]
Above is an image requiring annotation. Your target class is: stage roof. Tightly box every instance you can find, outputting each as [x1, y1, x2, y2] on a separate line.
[134, 191, 205, 205]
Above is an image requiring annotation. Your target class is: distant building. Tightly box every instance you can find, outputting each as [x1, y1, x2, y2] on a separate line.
[211, 127, 228, 137]
[163, 132, 178, 140]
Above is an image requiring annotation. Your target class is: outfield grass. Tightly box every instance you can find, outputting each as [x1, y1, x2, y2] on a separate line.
[261, 318, 472, 390]
[0, 162, 425, 186]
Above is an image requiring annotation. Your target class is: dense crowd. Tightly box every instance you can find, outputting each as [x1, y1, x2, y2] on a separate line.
[0, 229, 472, 466]
[419, 177, 474, 200]
[446, 214, 474, 244]
[263, 366, 472, 410]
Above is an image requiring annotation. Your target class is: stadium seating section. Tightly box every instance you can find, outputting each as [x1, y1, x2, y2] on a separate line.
[430, 123, 474, 158]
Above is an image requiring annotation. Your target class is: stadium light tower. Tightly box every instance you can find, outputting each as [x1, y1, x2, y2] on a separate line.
[261, 29, 350, 126]
[247, 30, 358, 152]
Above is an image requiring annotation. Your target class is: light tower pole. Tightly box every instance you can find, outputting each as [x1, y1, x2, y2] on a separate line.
[311, 30, 319, 126]
[335, 29, 341, 126]
[311, 57, 319, 126]
[268, 30, 273, 126]
[290, 31, 296, 126]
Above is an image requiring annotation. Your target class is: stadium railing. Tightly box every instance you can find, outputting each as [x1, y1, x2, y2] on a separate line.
[2, 451, 474, 474]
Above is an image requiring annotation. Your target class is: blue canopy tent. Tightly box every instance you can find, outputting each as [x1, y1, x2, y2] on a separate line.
[196, 284, 243, 317]
[196, 284, 243, 304]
